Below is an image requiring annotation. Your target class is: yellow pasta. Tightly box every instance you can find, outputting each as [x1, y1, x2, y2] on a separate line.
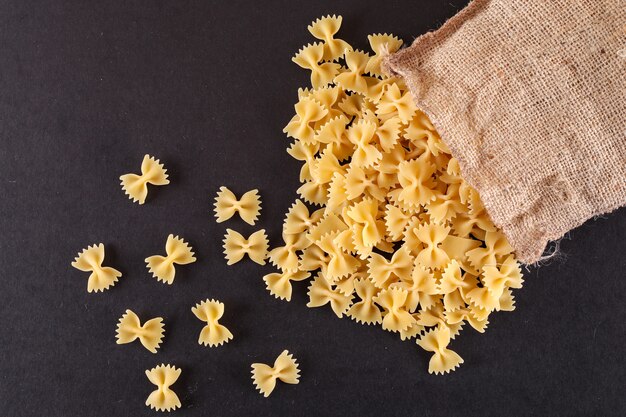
[306, 272, 353, 318]
[347, 277, 382, 325]
[308, 15, 352, 61]
[251, 350, 300, 398]
[120, 154, 169, 204]
[191, 299, 233, 347]
[222, 229, 269, 265]
[145, 234, 196, 284]
[71, 243, 121, 293]
[262, 15, 525, 375]
[214, 186, 261, 225]
[116, 309, 164, 354]
[263, 270, 311, 302]
[145, 364, 181, 412]
[417, 326, 464, 375]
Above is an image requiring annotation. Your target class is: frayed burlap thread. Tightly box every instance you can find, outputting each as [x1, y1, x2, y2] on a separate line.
[384, 0, 626, 263]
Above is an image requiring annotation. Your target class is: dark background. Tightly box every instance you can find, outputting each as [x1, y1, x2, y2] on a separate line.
[0, 1, 624, 416]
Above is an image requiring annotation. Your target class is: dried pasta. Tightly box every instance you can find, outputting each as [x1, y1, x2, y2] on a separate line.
[145, 234, 196, 284]
[71, 243, 121, 293]
[120, 154, 169, 204]
[223, 229, 269, 265]
[251, 350, 300, 397]
[116, 309, 164, 353]
[145, 364, 181, 412]
[214, 186, 261, 225]
[262, 15, 526, 375]
[191, 299, 233, 347]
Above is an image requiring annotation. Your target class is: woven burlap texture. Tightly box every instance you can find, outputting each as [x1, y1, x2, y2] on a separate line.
[384, 0, 626, 263]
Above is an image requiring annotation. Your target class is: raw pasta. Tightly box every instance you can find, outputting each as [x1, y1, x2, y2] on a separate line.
[191, 299, 233, 347]
[71, 243, 121, 293]
[222, 229, 269, 265]
[145, 364, 182, 412]
[251, 350, 300, 397]
[263, 15, 526, 374]
[116, 309, 164, 353]
[120, 154, 169, 204]
[214, 186, 262, 225]
[145, 234, 196, 284]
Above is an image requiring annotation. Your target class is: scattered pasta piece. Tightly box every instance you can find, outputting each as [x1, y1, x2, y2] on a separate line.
[251, 350, 300, 397]
[120, 154, 169, 204]
[145, 234, 196, 284]
[214, 186, 261, 225]
[116, 309, 165, 353]
[191, 299, 233, 347]
[71, 243, 121, 293]
[261, 15, 526, 374]
[223, 229, 269, 265]
[417, 326, 464, 375]
[145, 364, 182, 412]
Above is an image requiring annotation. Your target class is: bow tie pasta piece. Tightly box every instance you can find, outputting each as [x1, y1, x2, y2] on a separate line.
[334, 50, 371, 95]
[376, 82, 417, 123]
[71, 243, 121, 293]
[223, 229, 269, 265]
[263, 270, 311, 302]
[390, 263, 439, 313]
[283, 199, 325, 235]
[292, 43, 341, 89]
[316, 231, 361, 281]
[214, 186, 261, 225]
[268, 232, 311, 272]
[116, 309, 164, 353]
[481, 255, 523, 298]
[191, 299, 233, 347]
[284, 96, 329, 143]
[287, 141, 320, 183]
[307, 15, 352, 61]
[347, 277, 382, 325]
[251, 350, 300, 398]
[345, 198, 385, 249]
[119, 154, 169, 204]
[417, 326, 464, 375]
[365, 33, 403, 77]
[397, 157, 438, 208]
[367, 245, 414, 289]
[307, 272, 353, 318]
[414, 222, 451, 270]
[373, 287, 417, 332]
[145, 235, 196, 284]
[347, 119, 382, 168]
[466, 231, 514, 269]
[145, 364, 182, 412]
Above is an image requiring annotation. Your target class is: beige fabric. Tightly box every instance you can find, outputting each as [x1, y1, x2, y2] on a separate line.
[384, 0, 626, 263]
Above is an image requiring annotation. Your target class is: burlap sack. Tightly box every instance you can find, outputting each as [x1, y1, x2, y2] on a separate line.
[383, 0, 626, 263]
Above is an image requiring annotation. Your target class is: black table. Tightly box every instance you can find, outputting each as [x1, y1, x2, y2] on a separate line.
[1, 1, 624, 416]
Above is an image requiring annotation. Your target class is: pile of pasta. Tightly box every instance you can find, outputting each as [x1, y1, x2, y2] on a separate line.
[264, 15, 524, 374]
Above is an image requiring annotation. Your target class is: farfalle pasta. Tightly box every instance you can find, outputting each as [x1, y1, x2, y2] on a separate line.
[223, 229, 269, 265]
[214, 186, 261, 225]
[145, 364, 181, 412]
[308, 15, 351, 61]
[251, 350, 300, 398]
[71, 243, 121, 293]
[116, 309, 164, 353]
[191, 299, 233, 347]
[145, 234, 196, 284]
[263, 15, 525, 375]
[120, 154, 169, 204]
